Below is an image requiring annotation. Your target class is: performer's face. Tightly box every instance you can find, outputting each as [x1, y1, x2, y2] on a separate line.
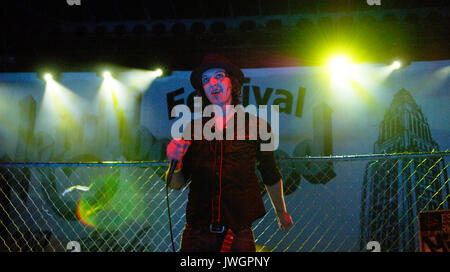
[201, 68, 232, 106]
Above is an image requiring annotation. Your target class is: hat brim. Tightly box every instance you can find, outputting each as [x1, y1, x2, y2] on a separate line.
[190, 62, 244, 91]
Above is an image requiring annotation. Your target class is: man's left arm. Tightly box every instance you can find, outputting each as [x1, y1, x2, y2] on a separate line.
[265, 179, 293, 231]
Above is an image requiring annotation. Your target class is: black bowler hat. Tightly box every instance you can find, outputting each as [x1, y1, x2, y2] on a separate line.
[190, 54, 245, 91]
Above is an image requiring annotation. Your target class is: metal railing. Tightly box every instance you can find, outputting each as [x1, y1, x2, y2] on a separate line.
[0, 151, 448, 252]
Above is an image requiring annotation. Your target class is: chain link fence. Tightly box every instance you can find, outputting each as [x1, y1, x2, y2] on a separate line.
[0, 151, 448, 252]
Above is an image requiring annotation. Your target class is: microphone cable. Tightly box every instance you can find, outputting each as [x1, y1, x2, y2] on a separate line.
[166, 160, 178, 252]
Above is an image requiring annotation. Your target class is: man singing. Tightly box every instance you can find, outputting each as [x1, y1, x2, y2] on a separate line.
[166, 54, 293, 252]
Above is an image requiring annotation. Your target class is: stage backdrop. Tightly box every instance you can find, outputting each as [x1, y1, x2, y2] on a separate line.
[0, 60, 448, 252]
[0, 61, 448, 162]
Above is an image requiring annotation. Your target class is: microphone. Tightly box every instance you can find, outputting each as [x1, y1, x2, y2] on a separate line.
[165, 139, 190, 252]
[167, 160, 178, 184]
[166, 140, 190, 184]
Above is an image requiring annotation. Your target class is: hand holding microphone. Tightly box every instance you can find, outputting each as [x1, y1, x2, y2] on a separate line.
[167, 138, 191, 170]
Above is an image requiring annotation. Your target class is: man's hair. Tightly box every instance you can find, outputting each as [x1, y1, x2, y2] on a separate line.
[197, 73, 242, 106]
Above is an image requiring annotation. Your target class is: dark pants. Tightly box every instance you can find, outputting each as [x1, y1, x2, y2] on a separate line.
[180, 225, 256, 252]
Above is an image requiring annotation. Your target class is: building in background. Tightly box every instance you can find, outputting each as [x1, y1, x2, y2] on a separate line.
[360, 88, 449, 252]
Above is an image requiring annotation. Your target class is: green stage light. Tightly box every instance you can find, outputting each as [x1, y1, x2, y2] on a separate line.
[327, 55, 353, 78]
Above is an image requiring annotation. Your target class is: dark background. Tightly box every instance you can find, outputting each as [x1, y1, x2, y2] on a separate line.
[1, 0, 449, 72]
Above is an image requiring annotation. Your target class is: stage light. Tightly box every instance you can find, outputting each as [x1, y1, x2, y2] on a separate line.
[38, 70, 61, 82]
[96, 65, 121, 79]
[386, 58, 411, 71]
[103, 71, 112, 78]
[391, 61, 401, 70]
[326, 54, 355, 88]
[120, 68, 166, 93]
[44, 73, 53, 81]
[327, 55, 353, 78]
[37, 72, 84, 142]
[325, 54, 359, 101]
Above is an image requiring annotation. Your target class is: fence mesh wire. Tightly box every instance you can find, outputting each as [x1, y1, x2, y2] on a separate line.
[0, 152, 448, 252]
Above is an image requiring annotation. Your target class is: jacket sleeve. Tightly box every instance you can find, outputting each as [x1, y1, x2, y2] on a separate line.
[255, 118, 282, 186]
